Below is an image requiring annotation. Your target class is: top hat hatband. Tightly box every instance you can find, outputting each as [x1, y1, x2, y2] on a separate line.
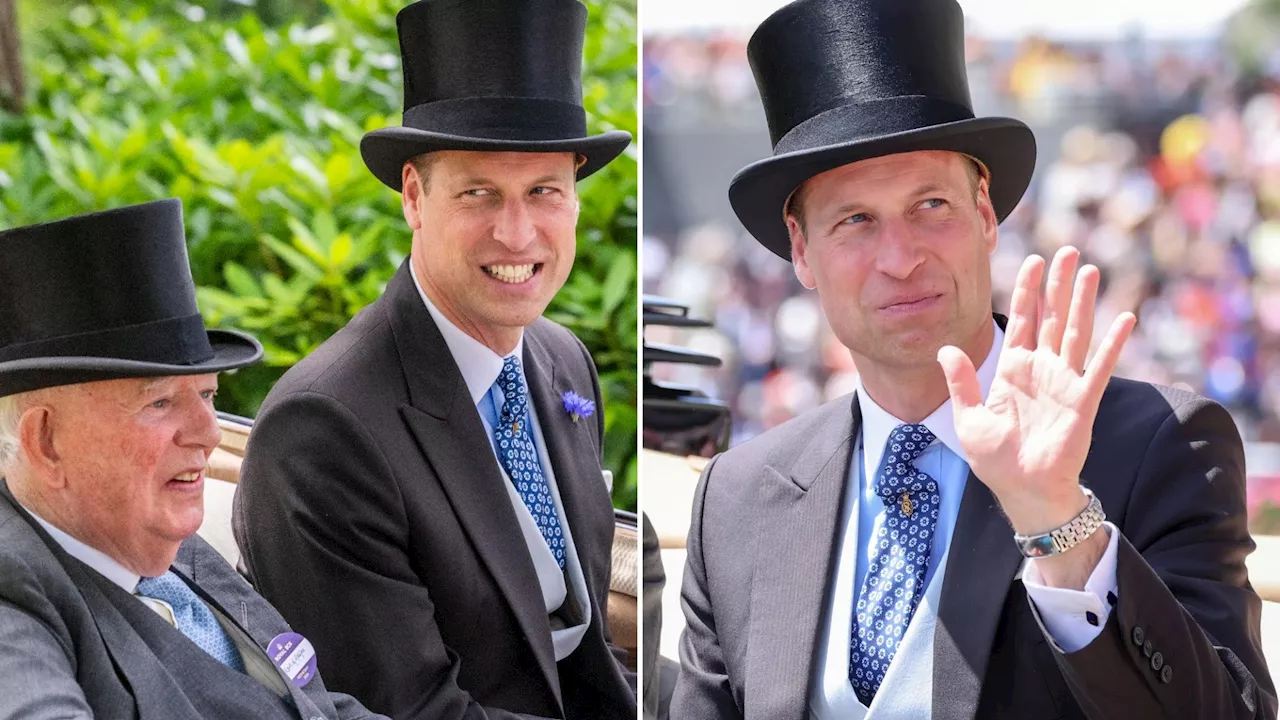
[360, 0, 633, 191]
[729, 0, 1037, 260]
[0, 199, 263, 398]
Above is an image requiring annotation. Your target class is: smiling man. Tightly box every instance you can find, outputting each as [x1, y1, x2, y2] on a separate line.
[232, 1, 634, 719]
[0, 200, 388, 720]
[670, 0, 1274, 718]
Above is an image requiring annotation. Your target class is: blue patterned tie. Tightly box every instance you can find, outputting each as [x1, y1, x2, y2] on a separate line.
[135, 571, 246, 673]
[850, 423, 940, 704]
[494, 356, 567, 569]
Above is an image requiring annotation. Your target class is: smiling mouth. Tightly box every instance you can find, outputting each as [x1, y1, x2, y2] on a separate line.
[170, 471, 202, 484]
[483, 263, 542, 284]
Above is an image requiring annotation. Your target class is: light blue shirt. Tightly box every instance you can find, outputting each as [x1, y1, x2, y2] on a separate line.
[851, 417, 972, 605]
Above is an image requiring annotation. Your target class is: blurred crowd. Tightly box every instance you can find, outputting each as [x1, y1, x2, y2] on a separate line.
[642, 30, 1280, 477]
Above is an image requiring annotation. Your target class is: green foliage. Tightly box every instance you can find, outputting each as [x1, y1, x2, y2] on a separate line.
[3, 0, 638, 510]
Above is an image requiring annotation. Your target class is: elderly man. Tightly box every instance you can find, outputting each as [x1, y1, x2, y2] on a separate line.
[0, 199, 388, 720]
[233, 1, 634, 719]
[671, 1, 1276, 719]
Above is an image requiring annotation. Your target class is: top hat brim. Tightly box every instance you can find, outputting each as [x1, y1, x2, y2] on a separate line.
[0, 329, 264, 398]
[360, 127, 633, 191]
[729, 117, 1037, 260]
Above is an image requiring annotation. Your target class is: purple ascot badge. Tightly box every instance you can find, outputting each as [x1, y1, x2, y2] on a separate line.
[267, 632, 318, 687]
[561, 390, 596, 423]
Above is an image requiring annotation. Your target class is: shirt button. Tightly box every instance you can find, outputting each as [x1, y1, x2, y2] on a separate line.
[1161, 664, 1174, 684]
[1085, 611, 1099, 627]
[1106, 591, 1117, 606]
[1151, 652, 1164, 671]
[1131, 626, 1145, 646]
[1143, 640, 1154, 658]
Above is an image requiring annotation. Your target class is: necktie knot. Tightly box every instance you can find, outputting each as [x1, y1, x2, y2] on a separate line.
[135, 571, 199, 611]
[136, 571, 245, 673]
[497, 355, 528, 419]
[874, 423, 936, 502]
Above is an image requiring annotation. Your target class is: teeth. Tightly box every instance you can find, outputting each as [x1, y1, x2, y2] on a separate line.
[484, 264, 535, 284]
[173, 472, 200, 483]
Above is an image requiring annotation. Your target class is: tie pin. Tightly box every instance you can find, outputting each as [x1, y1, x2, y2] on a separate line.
[901, 492, 914, 517]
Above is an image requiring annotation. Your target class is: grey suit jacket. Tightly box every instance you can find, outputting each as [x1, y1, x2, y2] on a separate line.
[672, 374, 1277, 719]
[234, 260, 635, 720]
[0, 484, 385, 720]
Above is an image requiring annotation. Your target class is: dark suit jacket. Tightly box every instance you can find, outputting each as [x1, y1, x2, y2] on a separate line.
[672, 376, 1277, 719]
[234, 261, 635, 720]
[0, 485, 382, 720]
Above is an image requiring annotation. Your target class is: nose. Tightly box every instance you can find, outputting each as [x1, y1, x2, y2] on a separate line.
[874, 219, 925, 280]
[176, 398, 222, 453]
[492, 196, 537, 252]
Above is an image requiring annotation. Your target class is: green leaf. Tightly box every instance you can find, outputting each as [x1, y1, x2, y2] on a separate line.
[329, 232, 353, 268]
[260, 233, 324, 281]
[222, 262, 262, 298]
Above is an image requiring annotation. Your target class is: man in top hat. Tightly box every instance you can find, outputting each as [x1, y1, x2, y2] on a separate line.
[232, 1, 635, 719]
[671, 0, 1275, 718]
[0, 200, 389, 720]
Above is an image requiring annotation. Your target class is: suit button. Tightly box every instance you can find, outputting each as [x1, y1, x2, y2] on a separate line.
[1161, 664, 1173, 684]
[1131, 626, 1145, 646]
[1143, 640, 1153, 658]
[1151, 652, 1164, 671]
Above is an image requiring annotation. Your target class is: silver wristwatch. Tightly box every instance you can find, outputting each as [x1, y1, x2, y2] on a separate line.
[1012, 487, 1106, 558]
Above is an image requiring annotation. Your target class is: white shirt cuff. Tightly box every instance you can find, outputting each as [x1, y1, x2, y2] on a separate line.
[1022, 521, 1120, 653]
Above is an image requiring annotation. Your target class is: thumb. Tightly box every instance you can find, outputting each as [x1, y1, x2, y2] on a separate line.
[937, 345, 983, 412]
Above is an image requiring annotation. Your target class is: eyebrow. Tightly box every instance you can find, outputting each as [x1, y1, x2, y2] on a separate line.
[823, 182, 956, 218]
[909, 182, 953, 197]
[138, 377, 168, 394]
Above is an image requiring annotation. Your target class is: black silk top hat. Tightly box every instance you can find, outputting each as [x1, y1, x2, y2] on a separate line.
[0, 199, 263, 398]
[729, 0, 1037, 260]
[359, 0, 633, 192]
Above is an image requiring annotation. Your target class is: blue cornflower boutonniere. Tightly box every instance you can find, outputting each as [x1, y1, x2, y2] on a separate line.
[562, 391, 595, 423]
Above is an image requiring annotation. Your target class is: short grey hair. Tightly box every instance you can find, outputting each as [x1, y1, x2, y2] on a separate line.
[0, 393, 26, 475]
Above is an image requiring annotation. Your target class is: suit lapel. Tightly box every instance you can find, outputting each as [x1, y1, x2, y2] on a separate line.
[384, 263, 563, 710]
[744, 395, 859, 720]
[931, 471, 1023, 719]
[522, 327, 611, 595]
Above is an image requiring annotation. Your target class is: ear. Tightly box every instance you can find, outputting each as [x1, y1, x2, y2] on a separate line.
[975, 176, 999, 255]
[788, 214, 818, 290]
[17, 403, 63, 489]
[401, 163, 424, 232]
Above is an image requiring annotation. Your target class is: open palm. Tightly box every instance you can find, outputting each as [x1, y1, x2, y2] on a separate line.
[938, 247, 1136, 532]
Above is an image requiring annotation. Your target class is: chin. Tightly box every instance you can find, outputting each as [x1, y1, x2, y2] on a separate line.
[487, 304, 549, 329]
[166, 510, 205, 543]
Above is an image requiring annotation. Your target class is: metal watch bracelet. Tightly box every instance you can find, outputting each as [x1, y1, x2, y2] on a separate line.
[1012, 487, 1106, 558]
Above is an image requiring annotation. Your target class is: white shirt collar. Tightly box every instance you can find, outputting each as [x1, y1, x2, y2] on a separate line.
[410, 263, 524, 406]
[21, 505, 141, 594]
[858, 320, 1004, 473]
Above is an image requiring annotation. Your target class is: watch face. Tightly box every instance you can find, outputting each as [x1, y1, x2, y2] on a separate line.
[1020, 535, 1057, 558]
